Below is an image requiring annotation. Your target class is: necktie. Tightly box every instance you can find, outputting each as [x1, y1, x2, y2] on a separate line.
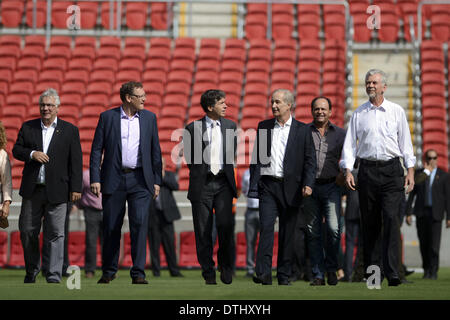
[425, 175, 432, 207]
[210, 122, 220, 175]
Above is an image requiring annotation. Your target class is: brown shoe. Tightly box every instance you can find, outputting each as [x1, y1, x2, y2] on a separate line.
[85, 272, 94, 279]
[97, 275, 116, 284]
[132, 277, 148, 284]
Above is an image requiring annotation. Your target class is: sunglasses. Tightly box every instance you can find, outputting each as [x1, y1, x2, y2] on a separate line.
[427, 156, 438, 160]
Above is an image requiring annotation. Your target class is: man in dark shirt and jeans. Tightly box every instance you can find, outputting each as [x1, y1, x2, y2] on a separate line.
[304, 97, 346, 286]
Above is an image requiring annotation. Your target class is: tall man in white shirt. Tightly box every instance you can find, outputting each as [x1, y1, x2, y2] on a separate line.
[249, 89, 316, 285]
[341, 69, 416, 286]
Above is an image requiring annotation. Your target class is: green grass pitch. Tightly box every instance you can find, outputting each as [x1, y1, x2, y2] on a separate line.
[1, 268, 450, 300]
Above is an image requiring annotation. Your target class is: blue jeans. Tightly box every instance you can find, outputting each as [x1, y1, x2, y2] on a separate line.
[304, 182, 342, 279]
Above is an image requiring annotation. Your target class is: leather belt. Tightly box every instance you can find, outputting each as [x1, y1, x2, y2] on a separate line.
[263, 175, 284, 182]
[122, 167, 141, 174]
[315, 177, 336, 185]
[360, 157, 399, 167]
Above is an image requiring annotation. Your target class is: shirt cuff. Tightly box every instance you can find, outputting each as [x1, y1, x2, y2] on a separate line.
[423, 169, 431, 176]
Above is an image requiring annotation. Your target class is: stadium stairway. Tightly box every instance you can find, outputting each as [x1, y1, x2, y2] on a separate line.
[175, 2, 239, 38]
[350, 50, 417, 148]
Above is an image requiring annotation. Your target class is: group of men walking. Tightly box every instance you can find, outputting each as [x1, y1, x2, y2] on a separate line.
[11, 68, 449, 286]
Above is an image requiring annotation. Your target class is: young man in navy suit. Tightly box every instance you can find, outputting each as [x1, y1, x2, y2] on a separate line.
[90, 81, 162, 284]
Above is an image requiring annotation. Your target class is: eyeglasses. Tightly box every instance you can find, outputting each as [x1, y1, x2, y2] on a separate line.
[129, 94, 146, 99]
[40, 103, 58, 108]
[427, 156, 438, 160]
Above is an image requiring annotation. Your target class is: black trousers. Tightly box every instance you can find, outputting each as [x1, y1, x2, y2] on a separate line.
[416, 208, 442, 276]
[255, 177, 298, 282]
[190, 174, 234, 280]
[147, 208, 180, 275]
[358, 158, 404, 280]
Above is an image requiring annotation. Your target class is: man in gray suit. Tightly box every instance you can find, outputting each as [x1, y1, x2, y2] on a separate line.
[13, 88, 82, 283]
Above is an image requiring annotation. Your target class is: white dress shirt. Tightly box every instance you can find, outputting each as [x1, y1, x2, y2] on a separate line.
[30, 117, 58, 184]
[261, 116, 292, 178]
[205, 116, 223, 171]
[341, 98, 416, 170]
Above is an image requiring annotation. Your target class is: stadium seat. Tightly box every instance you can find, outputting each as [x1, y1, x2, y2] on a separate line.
[26, 0, 47, 28]
[0, 231, 7, 267]
[52, 1, 75, 29]
[298, 72, 321, 85]
[145, 58, 169, 73]
[352, 14, 373, 42]
[178, 231, 200, 267]
[323, 13, 346, 40]
[67, 231, 86, 266]
[430, 14, 450, 42]
[245, 14, 267, 39]
[149, 37, 171, 49]
[197, 59, 220, 72]
[142, 70, 167, 85]
[1, 1, 25, 28]
[71, 46, 96, 61]
[124, 37, 147, 50]
[150, 2, 169, 30]
[170, 59, 195, 73]
[78, 1, 98, 29]
[122, 47, 146, 61]
[7, 231, 25, 267]
[125, 2, 148, 30]
[222, 48, 246, 63]
[272, 13, 294, 39]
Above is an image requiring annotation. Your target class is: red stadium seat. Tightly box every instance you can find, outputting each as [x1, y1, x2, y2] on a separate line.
[430, 14, 450, 42]
[26, 0, 47, 28]
[245, 14, 267, 40]
[52, 1, 75, 29]
[7, 231, 25, 267]
[150, 2, 169, 30]
[124, 37, 147, 50]
[145, 58, 169, 73]
[1, 1, 25, 27]
[72, 46, 96, 61]
[353, 14, 372, 42]
[149, 37, 171, 49]
[78, 1, 98, 29]
[0, 231, 7, 267]
[197, 59, 220, 72]
[178, 231, 200, 267]
[67, 231, 86, 266]
[126, 2, 148, 30]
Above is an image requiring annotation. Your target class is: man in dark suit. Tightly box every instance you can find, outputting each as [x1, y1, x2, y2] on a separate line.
[13, 88, 82, 283]
[148, 157, 183, 277]
[248, 89, 316, 285]
[406, 149, 450, 279]
[90, 81, 162, 284]
[183, 89, 237, 285]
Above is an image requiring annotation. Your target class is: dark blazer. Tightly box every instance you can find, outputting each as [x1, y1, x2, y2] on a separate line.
[248, 118, 316, 207]
[183, 116, 237, 201]
[406, 167, 450, 221]
[90, 106, 162, 195]
[12, 118, 83, 204]
[157, 170, 181, 222]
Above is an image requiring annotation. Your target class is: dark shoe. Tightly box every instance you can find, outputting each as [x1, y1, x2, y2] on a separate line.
[97, 275, 116, 284]
[327, 272, 338, 285]
[85, 271, 94, 279]
[24, 275, 36, 283]
[401, 279, 414, 284]
[310, 278, 325, 286]
[220, 270, 233, 285]
[170, 271, 184, 277]
[405, 269, 415, 277]
[205, 277, 217, 285]
[253, 274, 272, 285]
[430, 273, 438, 280]
[152, 271, 161, 277]
[132, 277, 148, 284]
[46, 278, 60, 283]
[278, 279, 291, 286]
[388, 277, 402, 286]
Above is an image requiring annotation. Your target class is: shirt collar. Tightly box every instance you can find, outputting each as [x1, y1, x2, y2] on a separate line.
[41, 117, 58, 129]
[120, 106, 140, 119]
[275, 116, 292, 128]
[205, 116, 220, 127]
[368, 98, 388, 111]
